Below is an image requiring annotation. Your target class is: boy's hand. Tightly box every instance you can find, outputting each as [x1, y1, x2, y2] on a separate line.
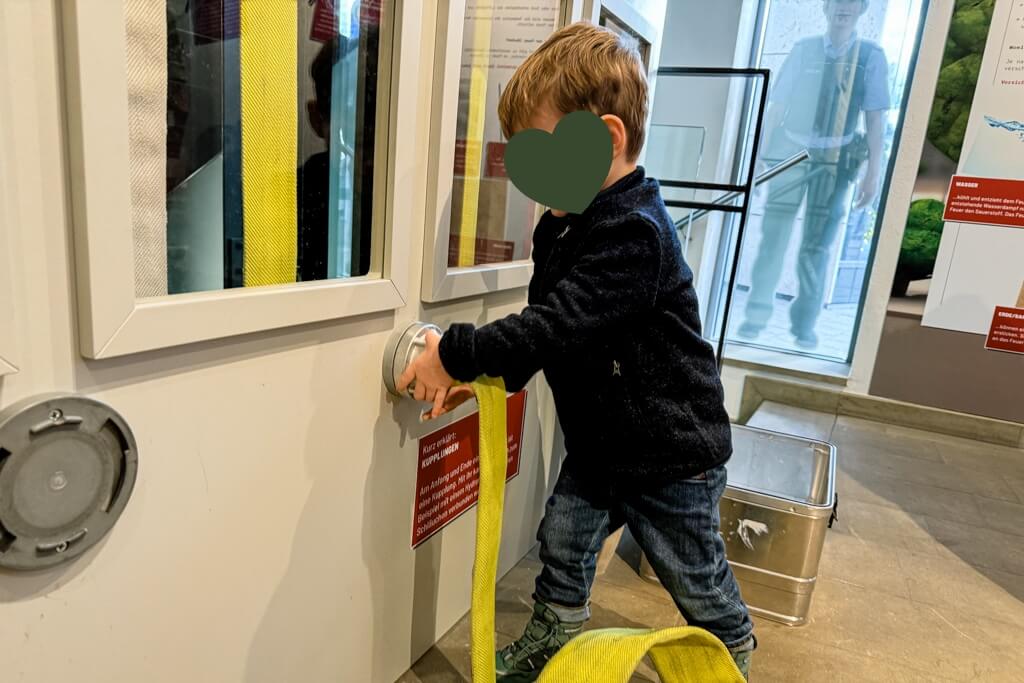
[422, 384, 476, 421]
[396, 330, 457, 416]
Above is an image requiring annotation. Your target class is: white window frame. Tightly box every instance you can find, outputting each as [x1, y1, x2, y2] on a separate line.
[422, 0, 587, 303]
[421, 0, 664, 303]
[585, 0, 667, 160]
[0, 226, 16, 376]
[60, 0, 422, 359]
[0, 99, 18, 376]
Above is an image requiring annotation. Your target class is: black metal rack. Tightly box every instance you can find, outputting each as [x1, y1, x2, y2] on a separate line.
[652, 66, 771, 369]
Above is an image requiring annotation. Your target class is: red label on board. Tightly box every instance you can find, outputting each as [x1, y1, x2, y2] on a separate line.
[486, 142, 508, 178]
[310, 0, 338, 43]
[985, 306, 1024, 355]
[454, 140, 507, 178]
[454, 139, 468, 176]
[412, 391, 527, 548]
[447, 236, 515, 266]
[944, 176, 1024, 229]
[362, 0, 383, 24]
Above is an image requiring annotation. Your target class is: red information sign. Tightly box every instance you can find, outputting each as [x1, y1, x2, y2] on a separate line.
[985, 306, 1024, 355]
[447, 236, 515, 265]
[944, 176, 1024, 229]
[453, 139, 468, 176]
[453, 141, 509, 178]
[310, 0, 337, 44]
[412, 391, 527, 548]
[486, 142, 508, 178]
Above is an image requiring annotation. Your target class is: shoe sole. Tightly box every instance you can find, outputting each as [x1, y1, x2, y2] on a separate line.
[496, 671, 541, 683]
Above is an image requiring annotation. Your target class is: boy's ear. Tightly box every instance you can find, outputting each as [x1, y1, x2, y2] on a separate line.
[600, 114, 628, 160]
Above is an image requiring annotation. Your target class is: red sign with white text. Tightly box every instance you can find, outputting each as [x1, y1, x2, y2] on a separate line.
[310, 0, 338, 43]
[412, 391, 527, 548]
[944, 176, 1024, 229]
[985, 306, 1024, 354]
[486, 142, 508, 178]
[453, 141, 509, 178]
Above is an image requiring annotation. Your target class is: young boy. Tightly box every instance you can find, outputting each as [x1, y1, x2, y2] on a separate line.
[399, 22, 755, 681]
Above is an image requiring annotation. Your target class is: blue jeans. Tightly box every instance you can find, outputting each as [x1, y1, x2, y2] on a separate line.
[534, 463, 754, 648]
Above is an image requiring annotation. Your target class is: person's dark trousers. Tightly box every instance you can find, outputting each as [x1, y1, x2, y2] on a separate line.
[743, 143, 857, 337]
[532, 463, 754, 649]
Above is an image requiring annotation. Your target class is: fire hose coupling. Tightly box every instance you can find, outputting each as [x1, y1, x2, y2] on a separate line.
[382, 321, 443, 398]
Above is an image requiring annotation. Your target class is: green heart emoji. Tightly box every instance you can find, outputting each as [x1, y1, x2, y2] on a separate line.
[504, 110, 613, 215]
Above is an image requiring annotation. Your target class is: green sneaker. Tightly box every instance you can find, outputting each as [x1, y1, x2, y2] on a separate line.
[495, 601, 585, 682]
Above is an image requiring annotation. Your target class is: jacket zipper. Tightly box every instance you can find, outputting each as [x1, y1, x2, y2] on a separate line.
[540, 222, 572, 294]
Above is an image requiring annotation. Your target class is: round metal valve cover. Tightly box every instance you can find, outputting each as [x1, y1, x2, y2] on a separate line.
[382, 322, 442, 397]
[0, 394, 138, 571]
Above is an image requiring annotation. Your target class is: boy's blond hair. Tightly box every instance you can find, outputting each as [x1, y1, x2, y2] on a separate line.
[498, 22, 649, 160]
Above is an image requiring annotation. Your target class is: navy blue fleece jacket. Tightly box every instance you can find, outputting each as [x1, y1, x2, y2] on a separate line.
[438, 168, 732, 481]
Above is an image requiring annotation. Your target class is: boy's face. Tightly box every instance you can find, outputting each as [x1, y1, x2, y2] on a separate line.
[525, 100, 633, 195]
[527, 102, 563, 138]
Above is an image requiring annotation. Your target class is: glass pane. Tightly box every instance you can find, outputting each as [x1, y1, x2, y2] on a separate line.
[646, 69, 766, 342]
[447, 1, 562, 269]
[599, 9, 652, 67]
[722, 0, 925, 362]
[644, 124, 705, 261]
[157, 0, 384, 296]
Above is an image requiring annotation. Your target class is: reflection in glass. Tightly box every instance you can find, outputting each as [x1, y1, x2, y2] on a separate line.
[162, 0, 381, 295]
[599, 9, 651, 68]
[725, 0, 924, 361]
[644, 123, 706, 259]
[447, 1, 561, 269]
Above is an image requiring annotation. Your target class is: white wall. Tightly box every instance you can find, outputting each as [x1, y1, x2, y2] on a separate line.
[0, 2, 561, 682]
[653, 0, 744, 184]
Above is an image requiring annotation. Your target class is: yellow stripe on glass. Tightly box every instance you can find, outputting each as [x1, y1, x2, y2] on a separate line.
[456, 8, 494, 267]
[241, 0, 298, 286]
[469, 377, 746, 683]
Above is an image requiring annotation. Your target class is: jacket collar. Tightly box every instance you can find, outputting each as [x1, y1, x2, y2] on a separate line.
[580, 167, 648, 217]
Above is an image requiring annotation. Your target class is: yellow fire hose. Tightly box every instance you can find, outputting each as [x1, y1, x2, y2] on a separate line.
[469, 377, 745, 683]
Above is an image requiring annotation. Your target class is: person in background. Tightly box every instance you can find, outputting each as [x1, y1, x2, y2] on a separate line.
[738, 0, 890, 349]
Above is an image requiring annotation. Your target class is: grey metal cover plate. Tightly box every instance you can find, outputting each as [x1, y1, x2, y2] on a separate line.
[0, 393, 138, 571]
[382, 322, 442, 397]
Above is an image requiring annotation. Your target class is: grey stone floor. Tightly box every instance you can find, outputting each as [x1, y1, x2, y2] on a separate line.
[400, 403, 1024, 682]
[724, 288, 859, 362]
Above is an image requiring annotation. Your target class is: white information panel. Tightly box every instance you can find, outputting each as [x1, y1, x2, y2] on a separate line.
[923, 0, 1024, 334]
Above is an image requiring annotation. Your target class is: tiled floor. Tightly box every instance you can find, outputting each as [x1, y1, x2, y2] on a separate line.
[723, 288, 858, 362]
[399, 403, 1024, 682]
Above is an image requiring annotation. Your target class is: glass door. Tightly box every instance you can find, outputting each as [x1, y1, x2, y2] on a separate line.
[714, 0, 927, 365]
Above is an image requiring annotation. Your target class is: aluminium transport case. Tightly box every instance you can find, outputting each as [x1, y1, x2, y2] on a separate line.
[636, 423, 837, 625]
[719, 424, 837, 626]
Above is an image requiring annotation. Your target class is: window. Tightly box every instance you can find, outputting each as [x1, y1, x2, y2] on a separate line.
[143, 0, 384, 296]
[599, 9, 651, 68]
[445, 1, 563, 270]
[63, 0, 412, 358]
[721, 0, 926, 364]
